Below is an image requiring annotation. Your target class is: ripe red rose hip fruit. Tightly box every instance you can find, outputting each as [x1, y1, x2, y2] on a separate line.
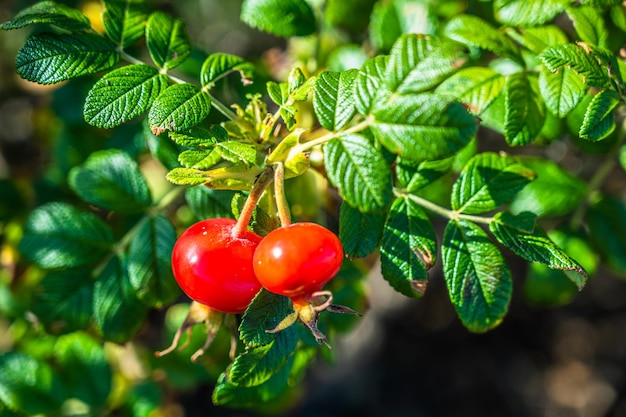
[171, 217, 262, 314]
[252, 222, 344, 300]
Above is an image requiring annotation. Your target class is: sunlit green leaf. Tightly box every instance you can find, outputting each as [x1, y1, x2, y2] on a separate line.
[201, 53, 253, 88]
[146, 11, 190, 70]
[128, 215, 179, 308]
[494, 0, 568, 27]
[216, 141, 258, 165]
[539, 43, 610, 88]
[68, 149, 152, 213]
[579, 89, 620, 141]
[84, 64, 169, 128]
[149, 83, 211, 134]
[324, 134, 392, 212]
[313, 69, 358, 131]
[16, 32, 118, 85]
[504, 72, 545, 146]
[369, 0, 431, 52]
[240, 290, 293, 348]
[538, 65, 586, 118]
[507, 25, 568, 54]
[178, 148, 221, 169]
[0, 1, 91, 31]
[436, 67, 505, 116]
[380, 197, 436, 298]
[19, 202, 114, 269]
[168, 125, 228, 148]
[166, 168, 209, 186]
[102, 0, 148, 48]
[240, 0, 316, 37]
[566, 6, 608, 47]
[442, 219, 512, 333]
[395, 156, 454, 193]
[354, 55, 388, 115]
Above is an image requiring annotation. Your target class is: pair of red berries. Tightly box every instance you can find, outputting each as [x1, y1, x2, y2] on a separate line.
[171, 217, 344, 317]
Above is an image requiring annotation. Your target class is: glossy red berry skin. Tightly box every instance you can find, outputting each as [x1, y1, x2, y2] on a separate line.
[253, 222, 344, 299]
[171, 218, 262, 314]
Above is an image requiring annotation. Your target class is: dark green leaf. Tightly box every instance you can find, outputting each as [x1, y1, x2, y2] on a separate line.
[128, 215, 179, 308]
[494, 0, 568, 27]
[84, 64, 169, 128]
[509, 157, 586, 217]
[504, 73, 545, 146]
[580, 89, 620, 141]
[32, 269, 94, 334]
[68, 149, 152, 213]
[0, 352, 65, 415]
[489, 211, 587, 288]
[539, 43, 610, 88]
[566, 6, 608, 47]
[339, 202, 385, 258]
[185, 187, 237, 220]
[239, 290, 293, 348]
[240, 0, 316, 37]
[55, 332, 112, 408]
[16, 32, 118, 85]
[444, 15, 522, 64]
[325, 0, 376, 34]
[103, 0, 148, 48]
[148, 83, 211, 134]
[380, 197, 436, 297]
[93, 256, 149, 343]
[229, 328, 297, 387]
[19, 202, 114, 269]
[395, 156, 454, 193]
[436, 67, 505, 116]
[201, 53, 253, 88]
[538, 65, 586, 118]
[354, 55, 388, 115]
[451, 152, 535, 214]
[324, 134, 392, 212]
[0, 179, 25, 221]
[313, 70, 358, 131]
[370, 93, 477, 161]
[145, 11, 190, 70]
[442, 219, 512, 333]
[384, 34, 468, 94]
[0, 1, 91, 31]
[587, 195, 626, 275]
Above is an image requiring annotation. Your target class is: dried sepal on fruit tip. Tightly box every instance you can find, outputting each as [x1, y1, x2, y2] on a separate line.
[155, 301, 225, 362]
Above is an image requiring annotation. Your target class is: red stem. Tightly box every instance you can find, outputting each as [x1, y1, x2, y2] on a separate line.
[231, 167, 274, 238]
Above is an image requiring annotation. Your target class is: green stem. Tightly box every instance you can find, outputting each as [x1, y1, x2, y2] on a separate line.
[396, 189, 494, 225]
[293, 118, 372, 154]
[231, 167, 275, 238]
[273, 162, 291, 227]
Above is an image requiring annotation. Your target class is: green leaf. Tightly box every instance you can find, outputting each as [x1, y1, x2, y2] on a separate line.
[494, 0, 568, 27]
[166, 168, 208, 186]
[145, 11, 190, 70]
[579, 89, 620, 141]
[587, 195, 626, 275]
[538, 65, 586, 118]
[539, 43, 610, 88]
[178, 149, 222, 169]
[395, 156, 454, 193]
[384, 34, 468, 95]
[580, 0, 621, 5]
[507, 25, 568, 54]
[102, 0, 148, 48]
[313, 70, 358, 131]
[324, 134, 392, 212]
[370, 93, 477, 161]
[451, 152, 535, 214]
[55, 332, 112, 408]
[0, 352, 65, 415]
[93, 256, 149, 343]
[380, 197, 436, 297]
[442, 219, 512, 333]
[201, 53, 253, 88]
[84, 64, 169, 128]
[216, 141, 258, 165]
[444, 15, 522, 64]
[354, 55, 388, 115]
[566, 6, 608, 47]
[240, 290, 293, 348]
[436, 67, 505, 116]
[212, 355, 294, 407]
[68, 149, 152, 213]
[240, 0, 316, 37]
[0, 1, 91, 31]
[504, 72, 545, 146]
[229, 328, 297, 387]
[369, 0, 431, 52]
[128, 215, 179, 309]
[149, 83, 211, 135]
[16, 32, 119, 85]
[168, 125, 228, 148]
[31, 269, 93, 335]
[489, 211, 587, 289]
[185, 187, 237, 220]
[19, 202, 114, 269]
[509, 157, 586, 217]
[339, 202, 386, 258]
